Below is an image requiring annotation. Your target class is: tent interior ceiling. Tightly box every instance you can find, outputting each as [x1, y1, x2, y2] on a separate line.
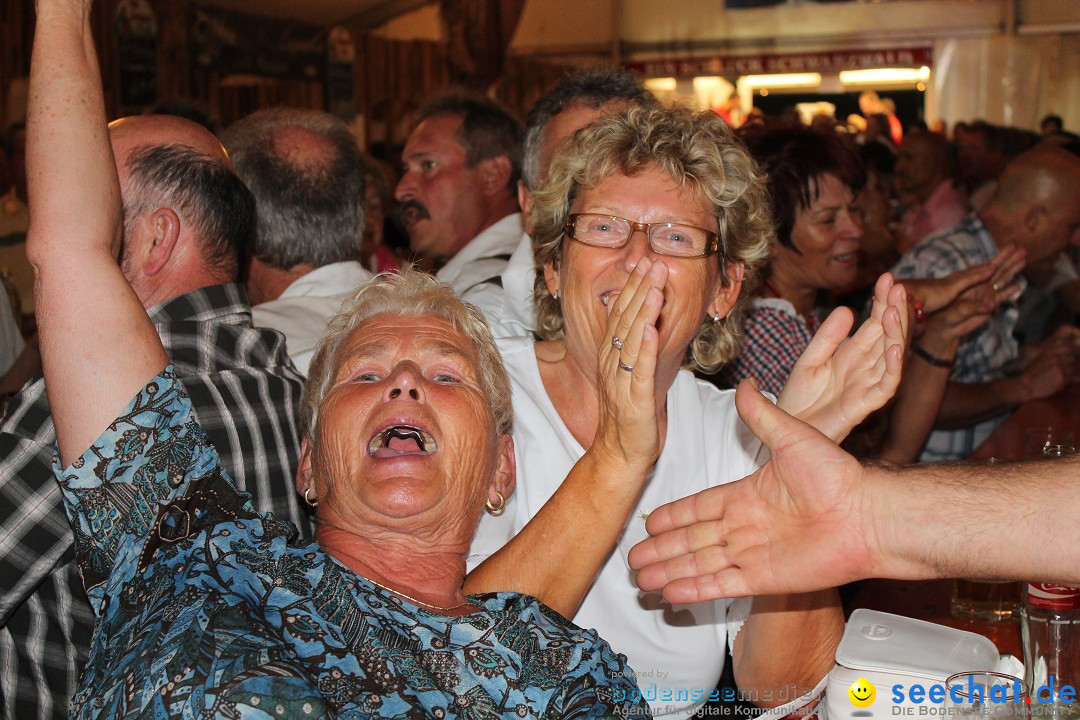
[193, 0, 432, 28]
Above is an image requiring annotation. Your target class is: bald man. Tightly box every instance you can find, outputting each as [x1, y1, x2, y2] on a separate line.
[895, 129, 970, 252]
[221, 108, 373, 375]
[892, 145, 1080, 461]
[0, 115, 306, 720]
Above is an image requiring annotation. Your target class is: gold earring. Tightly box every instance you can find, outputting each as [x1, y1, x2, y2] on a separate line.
[485, 491, 505, 515]
[303, 487, 319, 508]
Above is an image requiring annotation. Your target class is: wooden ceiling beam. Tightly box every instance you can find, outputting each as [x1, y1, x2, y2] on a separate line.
[339, 0, 434, 30]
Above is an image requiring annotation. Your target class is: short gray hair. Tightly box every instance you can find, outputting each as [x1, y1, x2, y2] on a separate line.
[521, 67, 655, 191]
[530, 104, 772, 373]
[302, 269, 513, 444]
[123, 143, 254, 276]
[222, 107, 365, 270]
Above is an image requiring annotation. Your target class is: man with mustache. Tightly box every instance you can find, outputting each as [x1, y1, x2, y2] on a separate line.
[395, 94, 523, 297]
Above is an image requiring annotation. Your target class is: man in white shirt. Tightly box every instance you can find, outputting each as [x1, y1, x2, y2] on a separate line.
[463, 68, 657, 337]
[396, 94, 522, 297]
[223, 108, 373, 375]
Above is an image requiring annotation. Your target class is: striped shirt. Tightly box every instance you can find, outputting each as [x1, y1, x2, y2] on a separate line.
[891, 213, 1022, 461]
[0, 283, 308, 720]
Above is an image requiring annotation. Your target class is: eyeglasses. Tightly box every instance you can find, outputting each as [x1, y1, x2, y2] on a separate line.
[564, 213, 722, 258]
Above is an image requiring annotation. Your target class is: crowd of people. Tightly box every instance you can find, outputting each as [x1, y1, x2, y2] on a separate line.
[1, 0, 1079, 717]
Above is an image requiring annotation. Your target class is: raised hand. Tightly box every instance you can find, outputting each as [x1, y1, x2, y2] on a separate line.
[986, 243, 1026, 297]
[904, 244, 1026, 316]
[628, 380, 875, 602]
[591, 256, 666, 472]
[776, 272, 907, 442]
[907, 246, 1024, 359]
[28, 0, 168, 465]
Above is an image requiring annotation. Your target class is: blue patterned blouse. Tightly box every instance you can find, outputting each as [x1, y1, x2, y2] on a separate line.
[54, 368, 649, 719]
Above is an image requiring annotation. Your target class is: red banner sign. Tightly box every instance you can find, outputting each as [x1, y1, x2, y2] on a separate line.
[625, 47, 933, 78]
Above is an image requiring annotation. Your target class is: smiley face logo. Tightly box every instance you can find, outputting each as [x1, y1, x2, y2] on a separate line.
[848, 678, 876, 708]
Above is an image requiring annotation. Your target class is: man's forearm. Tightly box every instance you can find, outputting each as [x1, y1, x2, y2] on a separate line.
[934, 376, 1026, 430]
[870, 457, 1080, 585]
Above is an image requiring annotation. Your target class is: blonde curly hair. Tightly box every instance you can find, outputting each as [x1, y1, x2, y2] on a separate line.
[530, 104, 773, 373]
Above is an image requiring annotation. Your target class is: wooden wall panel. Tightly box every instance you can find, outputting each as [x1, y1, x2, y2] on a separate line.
[352, 29, 568, 150]
[2, 0, 569, 149]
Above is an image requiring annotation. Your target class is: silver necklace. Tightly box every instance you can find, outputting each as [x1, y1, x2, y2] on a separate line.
[363, 576, 474, 613]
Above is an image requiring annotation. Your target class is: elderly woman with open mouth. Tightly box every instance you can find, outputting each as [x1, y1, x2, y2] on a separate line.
[464, 104, 908, 718]
[26, 2, 650, 717]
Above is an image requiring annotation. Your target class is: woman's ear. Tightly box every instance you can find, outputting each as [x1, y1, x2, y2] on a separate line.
[295, 437, 315, 497]
[488, 434, 516, 506]
[710, 261, 745, 320]
[543, 255, 560, 298]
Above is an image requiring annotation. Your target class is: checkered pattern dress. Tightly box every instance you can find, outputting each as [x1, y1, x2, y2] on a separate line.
[718, 297, 822, 397]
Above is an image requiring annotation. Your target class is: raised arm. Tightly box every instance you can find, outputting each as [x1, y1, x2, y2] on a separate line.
[26, 0, 166, 465]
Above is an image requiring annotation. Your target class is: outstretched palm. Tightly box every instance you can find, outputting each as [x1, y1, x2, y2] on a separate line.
[629, 381, 876, 603]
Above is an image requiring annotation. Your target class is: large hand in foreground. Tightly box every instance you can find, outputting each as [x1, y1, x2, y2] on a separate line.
[628, 381, 875, 602]
[776, 273, 907, 442]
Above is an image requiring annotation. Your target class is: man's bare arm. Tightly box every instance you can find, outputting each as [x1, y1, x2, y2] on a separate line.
[629, 383, 1080, 602]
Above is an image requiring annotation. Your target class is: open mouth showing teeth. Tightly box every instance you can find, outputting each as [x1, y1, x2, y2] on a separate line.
[368, 425, 438, 457]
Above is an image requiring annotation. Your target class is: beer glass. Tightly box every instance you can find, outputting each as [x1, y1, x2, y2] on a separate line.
[945, 671, 1028, 719]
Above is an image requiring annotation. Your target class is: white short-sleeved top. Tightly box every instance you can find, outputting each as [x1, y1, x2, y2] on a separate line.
[470, 336, 767, 718]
